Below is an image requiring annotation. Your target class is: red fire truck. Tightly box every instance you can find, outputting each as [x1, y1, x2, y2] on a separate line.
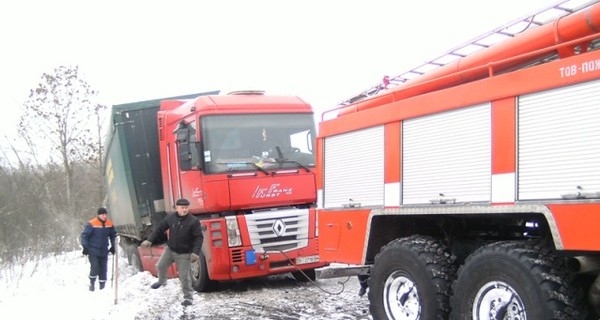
[104, 90, 324, 292]
[316, 1, 600, 318]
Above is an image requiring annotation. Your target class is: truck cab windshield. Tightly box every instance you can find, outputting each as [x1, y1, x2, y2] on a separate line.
[202, 113, 316, 174]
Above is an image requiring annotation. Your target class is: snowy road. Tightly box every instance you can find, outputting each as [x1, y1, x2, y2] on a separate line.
[122, 269, 372, 320]
[0, 251, 372, 320]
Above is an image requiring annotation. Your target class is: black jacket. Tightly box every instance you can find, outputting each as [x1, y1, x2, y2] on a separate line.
[147, 213, 203, 254]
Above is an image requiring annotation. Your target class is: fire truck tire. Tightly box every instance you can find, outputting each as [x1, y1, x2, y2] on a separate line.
[450, 240, 586, 320]
[368, 235, 456, 320]
[292, 268, 316, 282]
[191, 251, 218, 292]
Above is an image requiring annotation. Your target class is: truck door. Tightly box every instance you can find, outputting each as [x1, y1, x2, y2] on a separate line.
[173, 119, 205, 209]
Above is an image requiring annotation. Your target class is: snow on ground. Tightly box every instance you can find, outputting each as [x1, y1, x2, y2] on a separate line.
[0, 251, 371, 320]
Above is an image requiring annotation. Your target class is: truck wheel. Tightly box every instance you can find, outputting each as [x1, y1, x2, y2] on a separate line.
[292, 268, 316, 282]
[125, 243, 143, 272]
[121, 240, 143, 272]
[191, 251, 217, 292]
[369, 235, 456, 320]
[128, 249, 143, 272]
[450, 241, 585, 319]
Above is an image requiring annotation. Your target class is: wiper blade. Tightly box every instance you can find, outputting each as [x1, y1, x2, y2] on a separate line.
[280, 160, 311, 172]
[273, 146, 311, 172]
[262, 159, 311, 172]
[217, 162, 269, 175]
[246, 162, 269, 175]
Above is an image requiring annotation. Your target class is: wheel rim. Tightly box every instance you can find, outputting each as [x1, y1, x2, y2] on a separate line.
[473, 280, 526, 320]
[383, 270, 421, 320]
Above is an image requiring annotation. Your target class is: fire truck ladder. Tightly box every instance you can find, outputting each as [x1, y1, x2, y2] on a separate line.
[338, 0, 599, 106]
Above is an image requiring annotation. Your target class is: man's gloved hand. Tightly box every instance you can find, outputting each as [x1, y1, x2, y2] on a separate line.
[190, 253, 200, 263]
[82, 247, 89, 255]
[109, 246, 115, 254]
[141, 240, 152, 248]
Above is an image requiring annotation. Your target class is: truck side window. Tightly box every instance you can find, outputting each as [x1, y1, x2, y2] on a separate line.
[188, 121, 201, 170]
[174, 120, 201, 171]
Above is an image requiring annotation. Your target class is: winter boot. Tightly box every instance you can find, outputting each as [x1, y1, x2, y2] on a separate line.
[181, 299, 192, 307]
[89, 277, 96, 292]
[151, 282, 164, 289]
[357, 275, 368, 297]
[358, 286, 367, 297]
[99, 281, 106, 290]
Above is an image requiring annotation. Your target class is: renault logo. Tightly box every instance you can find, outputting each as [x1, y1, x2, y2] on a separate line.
[272, 219, 286, 237]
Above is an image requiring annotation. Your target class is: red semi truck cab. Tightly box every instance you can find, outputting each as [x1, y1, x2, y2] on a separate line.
[158, 92, 317, 213]
[147, 91, 324, 289]
[105, 91, 325, 291]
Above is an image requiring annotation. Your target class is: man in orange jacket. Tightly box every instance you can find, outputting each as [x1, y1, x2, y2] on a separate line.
[81, 207, 117, 291]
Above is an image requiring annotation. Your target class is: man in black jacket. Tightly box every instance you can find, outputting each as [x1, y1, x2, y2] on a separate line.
[141, 198, 203, 306]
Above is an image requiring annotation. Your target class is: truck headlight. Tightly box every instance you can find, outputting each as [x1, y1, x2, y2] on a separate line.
[225, 216, 242, 247]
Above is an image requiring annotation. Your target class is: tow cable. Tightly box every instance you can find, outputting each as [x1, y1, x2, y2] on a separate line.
[270, 249, 354, 295]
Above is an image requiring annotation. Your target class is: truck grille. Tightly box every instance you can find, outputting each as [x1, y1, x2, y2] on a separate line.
[232, 249, 243, 263]
[245, 208, 309, 253]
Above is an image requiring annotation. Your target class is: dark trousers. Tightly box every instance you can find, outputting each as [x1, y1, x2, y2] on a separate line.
[88, 254, 108, 283]
[358, 274, 369, 288]
[156, 247, 194, 300]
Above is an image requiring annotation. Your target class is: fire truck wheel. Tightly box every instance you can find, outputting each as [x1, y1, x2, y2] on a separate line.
[450, 241, 586, 320]
[292, 268, 316, 282]
[369, 235, 456, 320]
[191, 251, 218, 292]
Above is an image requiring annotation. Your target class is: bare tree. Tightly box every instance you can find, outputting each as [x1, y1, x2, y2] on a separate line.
[0, 66, 108, 273]
[18, 65, 107, 208]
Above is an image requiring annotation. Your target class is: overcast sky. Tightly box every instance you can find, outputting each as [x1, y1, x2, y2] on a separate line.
[0, 0, 556, 139]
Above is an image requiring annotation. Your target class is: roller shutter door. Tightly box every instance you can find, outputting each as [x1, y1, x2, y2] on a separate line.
[323, 126, 384, 208]
[518, 79, 600, 200]
[403, 104, 491, 204]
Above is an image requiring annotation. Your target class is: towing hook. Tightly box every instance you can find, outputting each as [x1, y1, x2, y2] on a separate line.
[261, 253, 269, 260]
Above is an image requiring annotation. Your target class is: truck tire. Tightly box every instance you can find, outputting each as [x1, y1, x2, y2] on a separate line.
[369, 235, 456, 320]
[121, 239, 143, 272]
[450, 240, 586, 320]
[191, 251, 217, 292]
[128, 248, 143, 272]
[126, 244, 143, 272]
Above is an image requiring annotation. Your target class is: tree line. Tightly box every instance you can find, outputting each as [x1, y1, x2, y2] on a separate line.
[0, 66, 107, 273]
